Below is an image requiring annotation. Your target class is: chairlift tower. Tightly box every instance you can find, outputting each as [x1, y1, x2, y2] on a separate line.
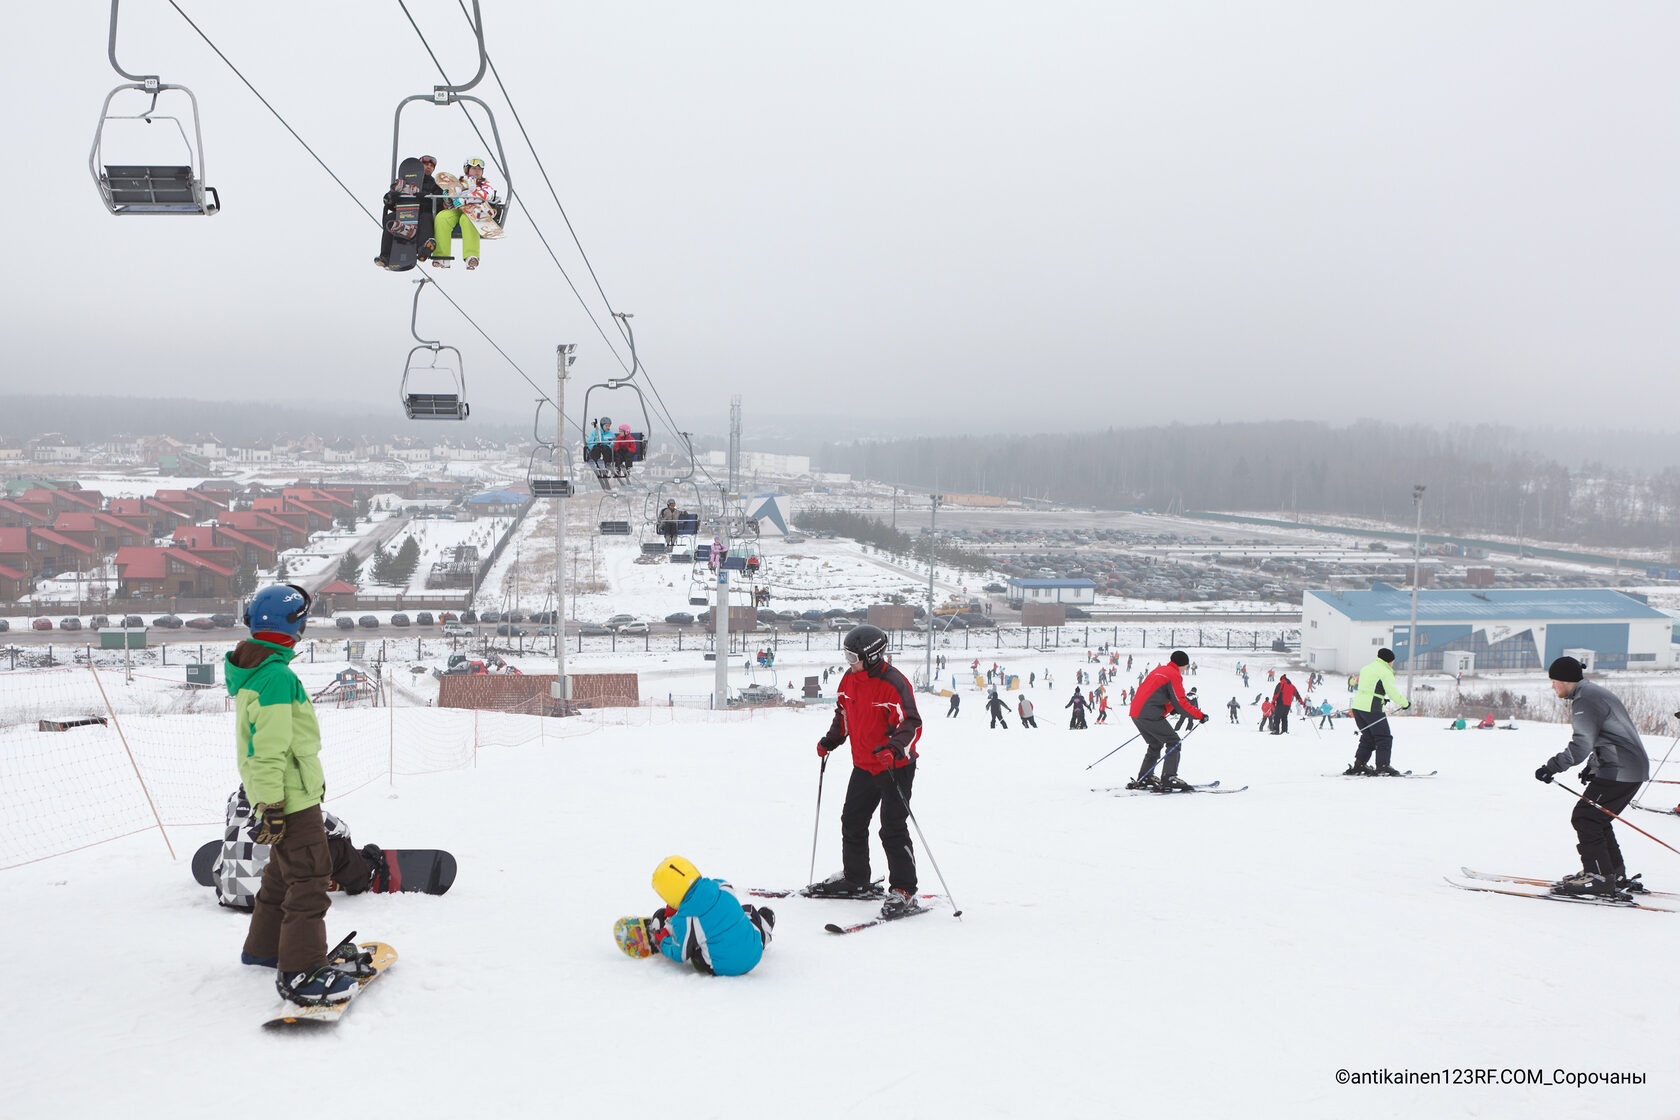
[1405, 485, 1425, 700]
[553, 345, 576, 712]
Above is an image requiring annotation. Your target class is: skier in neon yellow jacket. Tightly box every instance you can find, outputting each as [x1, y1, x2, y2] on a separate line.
[1345, 647, 1409, 776]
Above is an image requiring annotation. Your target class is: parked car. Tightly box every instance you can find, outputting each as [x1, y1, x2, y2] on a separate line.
[577, 623, 612, 637]
[617, 621, 649, 636]
[791, 619, 820, 632]
[664, 612, 695, 626]
[59, 618, 83, 631]
[506, 610, 526, 623]
[604, 613, 635, 627]
[391, 613, 411, 627]
[32, 618, 52, 631]
[495, 623, 528, 637]
[415, 611, 435, 626]
[0, 619, 8, 633]
[1064, 606, 1090, 619]
[438, 611, 458, 623]
[480, 610, 502, 623]
[460, 610, 478, 624]
[756, 608, 778, 623]
[821, 608, 849, 619]
[827, 617, 856, 631]
[122, 615, 144, 627]
[535, 625, 557, 637]
[356, 615, 379, 629]
[336, 616, 356, 630]
[531, 610, 555, 624]
[185, 617, 215, 630]
[800, 609, 824, 621]
[442, 623, 473, 638]
[89, 615, 111, 630]
[983, 582, 1006, 593]
[209, 613, 236, 628]
[153, 615, 183, 629]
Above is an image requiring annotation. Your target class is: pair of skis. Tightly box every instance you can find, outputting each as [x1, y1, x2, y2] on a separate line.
[743, 884, 943, 935]
[1326, 769, 1438, 779]
[1090, 780, 1249, 797]
[1447, 868, 1674, 913]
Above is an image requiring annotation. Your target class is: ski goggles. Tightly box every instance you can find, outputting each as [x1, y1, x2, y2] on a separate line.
[844, 649, 861, 665]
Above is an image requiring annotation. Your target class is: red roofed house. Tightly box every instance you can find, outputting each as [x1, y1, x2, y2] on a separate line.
[316, 578, 358, 613]
[255, 496, 329, 533]
[0, 495, 54, 528]
[0, 562, 26, 602]
[221, 509, 306, 550]
[155, 488, 228, 519]
[0, 528, 35, 578]
[114, 546, 235, 599]
[29, 527, 98, 576]
[52, 511, 150, 556]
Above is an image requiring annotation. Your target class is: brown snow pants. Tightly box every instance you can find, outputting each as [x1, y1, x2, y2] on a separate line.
[242, 803, 331, 972]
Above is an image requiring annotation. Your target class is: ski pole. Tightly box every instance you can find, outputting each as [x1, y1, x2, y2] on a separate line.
[807, 753, 828, 889]
[885, 765, 963, 918]
[1084, 730, 1142, 770]
[1137, 721, 1204, 781]
[1635, 713, 1680, 803]
[1553, 781, 1680, 860]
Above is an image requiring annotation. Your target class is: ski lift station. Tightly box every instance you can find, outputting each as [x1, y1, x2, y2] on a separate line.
[1301, 584, 1677, 673]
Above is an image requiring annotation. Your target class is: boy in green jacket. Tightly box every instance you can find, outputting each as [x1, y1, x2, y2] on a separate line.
[229, 584, 359, 1006]
[1345, 647, 1410, 776]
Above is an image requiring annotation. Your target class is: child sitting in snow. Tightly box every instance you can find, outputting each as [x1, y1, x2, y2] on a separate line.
[645, 856, 774, 976]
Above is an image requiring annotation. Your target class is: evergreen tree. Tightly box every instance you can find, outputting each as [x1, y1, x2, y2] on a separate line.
[231, 562, 256, 597]
[275, 557, 289, 580]
[370, 547, 394, 584]
[337, 553, 362, 584]
[395, 536, 421, 583]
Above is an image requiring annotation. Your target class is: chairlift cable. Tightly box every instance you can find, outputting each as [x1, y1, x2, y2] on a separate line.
[165, 0, 376, 226]
[164, 0, 584, 435]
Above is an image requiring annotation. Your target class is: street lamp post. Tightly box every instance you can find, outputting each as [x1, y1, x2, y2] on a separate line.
[1405, 485, 1425, 700]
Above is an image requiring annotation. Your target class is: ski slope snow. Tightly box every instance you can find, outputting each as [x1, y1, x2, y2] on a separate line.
[2, 653, 1676, 1119]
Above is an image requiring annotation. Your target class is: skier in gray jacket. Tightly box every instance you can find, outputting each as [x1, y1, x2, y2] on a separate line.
[1534, 656, 1651, 897]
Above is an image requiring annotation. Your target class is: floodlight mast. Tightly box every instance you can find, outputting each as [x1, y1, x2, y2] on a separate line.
[1405, 485, 1425, 699]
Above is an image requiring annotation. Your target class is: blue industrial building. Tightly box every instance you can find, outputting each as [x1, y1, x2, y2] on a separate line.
[1302, 583, 1674, 674]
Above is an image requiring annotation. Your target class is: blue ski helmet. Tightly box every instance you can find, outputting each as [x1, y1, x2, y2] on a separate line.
[245, 583, 312, 637]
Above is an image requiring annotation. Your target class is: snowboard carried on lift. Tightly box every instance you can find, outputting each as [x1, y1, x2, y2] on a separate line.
[263, 941, 397, 1029]
[375, 157, 427, 271]
[191, 840, 458, 895]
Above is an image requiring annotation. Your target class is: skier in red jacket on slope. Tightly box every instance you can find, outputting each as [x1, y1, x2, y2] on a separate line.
[1126, 651, 1206, 792]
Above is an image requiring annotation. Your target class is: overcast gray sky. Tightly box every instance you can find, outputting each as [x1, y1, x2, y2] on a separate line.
[10, 1, 1680, 440]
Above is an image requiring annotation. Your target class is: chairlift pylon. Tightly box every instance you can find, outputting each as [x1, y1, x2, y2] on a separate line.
[401, 277, 469, 420]
[90, 0, 219, 216]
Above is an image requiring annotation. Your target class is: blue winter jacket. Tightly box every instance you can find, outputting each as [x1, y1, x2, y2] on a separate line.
[660, 877, 765, 976]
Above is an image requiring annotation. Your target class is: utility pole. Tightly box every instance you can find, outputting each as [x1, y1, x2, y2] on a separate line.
[714, 484, 731, 706]
[1405, 484, 1425, 700]
[554, 344, 574, 714]
[924, 494, 940, 690]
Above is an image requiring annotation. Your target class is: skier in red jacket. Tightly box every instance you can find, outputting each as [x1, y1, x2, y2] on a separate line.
[1126, 651, 1206, 791]
[1270, 674, 1302, 734]
[810, 625, 925, 918]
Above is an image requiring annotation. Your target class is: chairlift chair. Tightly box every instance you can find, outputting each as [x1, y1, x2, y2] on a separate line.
[597, 493, 632, 536]
[401, 278, 469, 420]
[388, 0, 516, 240]
[91, 1, 218, 216]
[527, 402, 574, 498]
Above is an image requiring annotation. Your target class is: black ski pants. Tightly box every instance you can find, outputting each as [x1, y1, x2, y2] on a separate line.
[989, 709, 1009, 728]
[1021, 715, 1037, 728]
[1273, 708, 1289, 734]
[1573, 779, 1640, 879]
[840, 761, 917, 894]
[947, 696, 960, 718]
[1133, 715, 1182, 781]
[1352, 705, 1392, 768]
[1068, 708, 1087, 729]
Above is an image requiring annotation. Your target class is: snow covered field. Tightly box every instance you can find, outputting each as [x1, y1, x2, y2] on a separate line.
[3, 651, 1676, 1119]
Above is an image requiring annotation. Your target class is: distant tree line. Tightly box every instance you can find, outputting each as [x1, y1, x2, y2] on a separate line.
[793, 509, 994, 574]
[0, 394, 520, 444]
[817, 421, 1680, 552]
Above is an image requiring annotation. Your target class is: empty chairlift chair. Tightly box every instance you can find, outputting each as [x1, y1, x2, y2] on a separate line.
[401, 277, 469, 420]
[90, 2, 218, 216]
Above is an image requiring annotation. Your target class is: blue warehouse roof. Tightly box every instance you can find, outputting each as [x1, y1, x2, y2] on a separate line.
[466, 489, 527, 504]
[1008, 578, 1096, 589]
[1307, 584, 1669, 623]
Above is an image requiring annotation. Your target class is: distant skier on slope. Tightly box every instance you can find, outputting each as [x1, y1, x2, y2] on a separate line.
[1065, 687, 1088, 730]
[1534, 657, 1650, 898]
[1127, 651, 1206, 792]
[1345, 648, 1408, 776]
[985, 689, 1010, 729]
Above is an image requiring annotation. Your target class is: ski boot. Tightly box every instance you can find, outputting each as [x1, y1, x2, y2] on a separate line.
[1343, 763, 1373, 776]
[1549, 871, 1624, 899]
[466, 255, 480, 271]
[277, 963, 359, 1007]
[1373, 765, 1402, 777]
[431, 256, 452, 268]
[1125, 775, 1160, 791]
[804, 872, 882, 900]
[1617, 873, 1649, 895]
[880, 888, 920, 920]
[362, 844, 390, 893]
[1159, 775, 1194, 793]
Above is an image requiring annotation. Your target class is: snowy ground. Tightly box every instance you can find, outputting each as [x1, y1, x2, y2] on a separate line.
[3, 650, 1677, 1119]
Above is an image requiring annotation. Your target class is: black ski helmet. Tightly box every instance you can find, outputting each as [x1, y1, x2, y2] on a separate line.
[843, 624, 889, 673]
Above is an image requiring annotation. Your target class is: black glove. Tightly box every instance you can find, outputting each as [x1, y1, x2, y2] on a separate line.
[252, 802, 286, 845]
[1534, 766, 1554, 784]
[647, 907, 674, 948]
[1579, 767, 1597, 785]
